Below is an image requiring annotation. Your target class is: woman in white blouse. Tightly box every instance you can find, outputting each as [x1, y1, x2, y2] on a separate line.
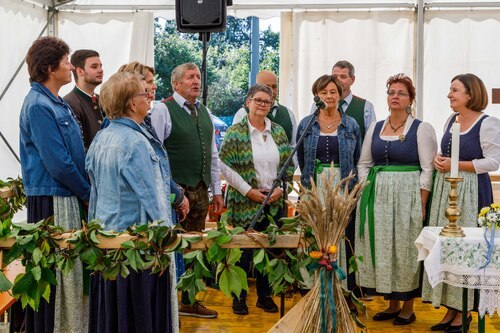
[422, 73, 500, 333]
[219, 84, 293, 315]
[355, 74, 437, 326]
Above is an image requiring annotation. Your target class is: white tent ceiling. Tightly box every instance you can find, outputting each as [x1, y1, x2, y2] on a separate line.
[2, 0, 500, 180]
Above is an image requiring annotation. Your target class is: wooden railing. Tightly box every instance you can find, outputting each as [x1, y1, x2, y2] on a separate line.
[0, 188, 12, 200]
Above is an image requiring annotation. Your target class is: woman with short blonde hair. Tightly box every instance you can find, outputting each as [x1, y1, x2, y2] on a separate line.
[86, 71, 178, 332]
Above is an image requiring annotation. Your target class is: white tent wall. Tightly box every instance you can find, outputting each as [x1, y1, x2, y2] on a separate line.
[423, 9, 500, 140]
[279, 10, 414, 123]
[57, 10, 154, 97]
[281, 5, 500, 146]
[0, 1, 47, 180]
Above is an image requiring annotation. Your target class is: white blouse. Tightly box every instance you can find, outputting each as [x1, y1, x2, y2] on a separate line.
[442, 112, 500, 174]
[357, 116, 438, 191]
[220, 118, 280, 196]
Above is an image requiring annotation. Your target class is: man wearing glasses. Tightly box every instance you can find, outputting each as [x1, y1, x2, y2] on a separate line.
[64, 49, 104, 150]
[233, 70, 297, 149]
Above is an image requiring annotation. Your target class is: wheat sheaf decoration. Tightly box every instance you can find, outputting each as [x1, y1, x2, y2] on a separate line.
[294, 171, 366, 333]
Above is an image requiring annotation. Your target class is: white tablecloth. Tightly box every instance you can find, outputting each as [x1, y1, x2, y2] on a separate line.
[415, 227, 500, 317]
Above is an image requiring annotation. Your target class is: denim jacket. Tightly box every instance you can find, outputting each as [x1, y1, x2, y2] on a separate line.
[86, 117, 173, 231]
[19, 82, 90, 201]
[297, 110, 361, 190]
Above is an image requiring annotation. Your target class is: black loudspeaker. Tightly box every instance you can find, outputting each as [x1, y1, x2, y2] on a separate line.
[176, 0, 227, 33]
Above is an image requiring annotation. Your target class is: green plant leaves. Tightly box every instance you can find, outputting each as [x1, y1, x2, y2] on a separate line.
[217, 265, 248, 299]
[0, 271, 13, 291]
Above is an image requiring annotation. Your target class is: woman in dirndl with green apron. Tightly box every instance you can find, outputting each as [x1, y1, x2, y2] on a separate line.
[355, 73, 437, 325]
[422, 73, 500, 333]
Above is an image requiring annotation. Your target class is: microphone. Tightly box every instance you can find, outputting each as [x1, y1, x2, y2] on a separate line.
[314, 96, 327, 109]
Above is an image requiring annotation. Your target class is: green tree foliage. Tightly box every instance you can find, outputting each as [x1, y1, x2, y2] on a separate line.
[260, 27, 280, 74]
[153, 17, 279, 117]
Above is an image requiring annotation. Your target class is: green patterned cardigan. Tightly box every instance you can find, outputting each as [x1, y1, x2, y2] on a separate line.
[219, 116, 294, 228]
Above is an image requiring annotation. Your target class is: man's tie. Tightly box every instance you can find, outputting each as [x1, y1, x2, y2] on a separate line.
[91, 95, 97, 108]
[339, 100, 347, 111]
[185, 102, 197, 119]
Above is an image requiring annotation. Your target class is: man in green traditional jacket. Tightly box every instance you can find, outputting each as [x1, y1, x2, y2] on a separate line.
[332, 60, 376, 141]
[151, 62, 223, 319]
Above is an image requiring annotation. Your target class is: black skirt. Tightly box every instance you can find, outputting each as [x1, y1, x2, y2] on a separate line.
[88, 269, 174, 333]
[24, 196, 56, 333]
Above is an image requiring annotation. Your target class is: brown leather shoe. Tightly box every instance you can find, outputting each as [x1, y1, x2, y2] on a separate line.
[179, 301, 218, 318]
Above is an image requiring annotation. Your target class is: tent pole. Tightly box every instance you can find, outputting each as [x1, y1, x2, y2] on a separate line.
[200, 32, 210, 106]
[0, 132, 20, 164]
[249, 16, 260, 86]
[415, 0, 425, 120]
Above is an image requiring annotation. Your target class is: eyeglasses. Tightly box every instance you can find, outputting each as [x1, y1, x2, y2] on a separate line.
[134, 88, 150, 98]
[249, 98, 271, 107]
[387, 90, 409, 97]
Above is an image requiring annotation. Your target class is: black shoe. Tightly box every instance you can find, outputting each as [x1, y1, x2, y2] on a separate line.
[393, 313, 416, 325]
[445, 315, 472, 333]
[256, 296, 279, 313]
[232, 298, 249, 315]
[430, 317, 455, 331]
[373, 310, 401, 321]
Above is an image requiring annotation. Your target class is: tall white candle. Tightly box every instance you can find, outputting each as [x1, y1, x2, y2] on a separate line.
[450, 122, 460, 177]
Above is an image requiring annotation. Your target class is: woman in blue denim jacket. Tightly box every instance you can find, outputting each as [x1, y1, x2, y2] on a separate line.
[297, 75, 361, 191]
[19, 36, 90, 333]
[296, 74, 361, 303]
[85, 72, 178, 332]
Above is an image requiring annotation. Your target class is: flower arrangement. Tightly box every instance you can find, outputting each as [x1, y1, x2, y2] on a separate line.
[478, 203, 500, 229]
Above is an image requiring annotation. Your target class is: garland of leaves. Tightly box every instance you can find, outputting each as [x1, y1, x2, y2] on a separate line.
[1, 177, 364, 330]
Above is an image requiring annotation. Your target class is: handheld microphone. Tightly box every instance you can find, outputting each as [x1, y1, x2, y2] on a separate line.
[313, 96, 327, 109]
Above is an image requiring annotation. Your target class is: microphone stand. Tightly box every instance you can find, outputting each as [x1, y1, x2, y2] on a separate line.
[247, 106, 321, 230]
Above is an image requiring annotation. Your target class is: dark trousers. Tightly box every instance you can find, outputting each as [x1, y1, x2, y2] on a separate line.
[180, 181, 210, 304]
[236, 205, 283, 300]
[180, 182, 210, 232]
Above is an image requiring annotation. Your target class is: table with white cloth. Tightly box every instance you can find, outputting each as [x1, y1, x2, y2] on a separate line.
[415, 227, 500, 332]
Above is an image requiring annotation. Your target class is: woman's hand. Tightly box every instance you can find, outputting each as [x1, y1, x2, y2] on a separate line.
[267, 188, 284, 204]
[246, 189, 266, 203]
[246, 188, 284, 204]
[434, 154, 451, 173]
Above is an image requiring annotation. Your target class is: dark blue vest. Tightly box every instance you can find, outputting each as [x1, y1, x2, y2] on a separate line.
[371, 119, 421, 166]
[441, 114, 492, 210]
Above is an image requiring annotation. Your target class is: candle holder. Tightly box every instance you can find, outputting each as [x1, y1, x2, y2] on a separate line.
[440, 177, 465, 237]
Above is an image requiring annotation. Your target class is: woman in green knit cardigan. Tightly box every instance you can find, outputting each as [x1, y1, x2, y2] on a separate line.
[219, 84, 294, 315]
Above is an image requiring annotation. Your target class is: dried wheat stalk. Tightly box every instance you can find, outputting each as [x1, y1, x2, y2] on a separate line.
[293, 170, 365, 333]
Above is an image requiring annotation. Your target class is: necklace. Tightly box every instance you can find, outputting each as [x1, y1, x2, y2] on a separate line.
[319, 116, 340, 130]
[320, 122, 336, 129]
[388, 117, 407, 132]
